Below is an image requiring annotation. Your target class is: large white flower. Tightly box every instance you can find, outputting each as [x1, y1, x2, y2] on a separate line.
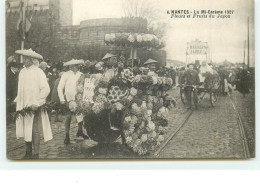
[128, 35, 135, 43]
[130, 87, 137, 96]
[104, 34, 111, 42]
[98, 88, 107, 95]
[152, 76, 158, 85]
[151, 131, 157, 138]
[125, 136, 132, 144]
[147, 34, 153, 41]
[92, 102, 104, 114]
[114, 102, 124, 111]
[157, 135, 164, 142]
[142, 34, 148, 42]
[134, 139, 142, 146]
[131, 115, 138, 125]
[129, 126, 135, 134]
[147, 110, 152, 116]
[141, 101, 147, 109]
[147, 121, 155, 130]
[134, 75, 141, 83]
[141, 134, 148, 142]
[162, 77, 167, 85]
[131, 103, 138, 110]
[137, 35, 143, 42]
[110, 33, 116, 42]
[127, 95, 133, 101]
[125, 116, 132, 123]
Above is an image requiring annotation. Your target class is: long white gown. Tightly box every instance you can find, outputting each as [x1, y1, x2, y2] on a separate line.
[16, 65, 53, 142]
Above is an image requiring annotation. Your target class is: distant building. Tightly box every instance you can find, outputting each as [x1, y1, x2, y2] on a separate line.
[6, 0, 166, 65]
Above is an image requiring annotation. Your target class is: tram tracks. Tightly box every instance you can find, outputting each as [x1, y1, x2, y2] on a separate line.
[153, 96, 193, 157]
[228, 93, 250, 158]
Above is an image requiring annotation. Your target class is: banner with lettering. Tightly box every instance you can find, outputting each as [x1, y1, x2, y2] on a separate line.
[187, 39, 209, 55]
[83, 78, 96, 102]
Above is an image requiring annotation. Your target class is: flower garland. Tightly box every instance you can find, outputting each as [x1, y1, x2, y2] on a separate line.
[14, 103, 51, 120]
[14, 102, 82, 121]
[104, 33, 165, 49]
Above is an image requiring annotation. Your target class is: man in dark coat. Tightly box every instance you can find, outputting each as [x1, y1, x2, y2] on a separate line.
[181, 63, 200, 109]
[6, 62, 20, 103]
[6, 62, 21, 122]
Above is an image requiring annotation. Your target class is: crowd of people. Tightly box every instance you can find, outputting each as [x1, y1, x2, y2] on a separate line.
[175, 60, 254, 109]
[6, 48, 253, 159]
[6, 49, 177, 159]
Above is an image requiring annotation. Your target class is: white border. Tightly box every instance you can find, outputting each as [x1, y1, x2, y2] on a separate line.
[0, 0, 259, 170]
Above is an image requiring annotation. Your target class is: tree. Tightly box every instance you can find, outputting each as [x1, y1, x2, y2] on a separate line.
[121, 0, 167, 38]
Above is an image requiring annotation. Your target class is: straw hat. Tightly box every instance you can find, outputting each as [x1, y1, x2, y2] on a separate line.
[15, 48, 43, 60]
[63, 59, 84, 67]
[143, 58, 158, 65]
[187, 63, 195, 67]
[102, 53, 117, 60]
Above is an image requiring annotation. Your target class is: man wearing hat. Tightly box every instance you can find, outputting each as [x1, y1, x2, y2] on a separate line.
[14, 49, 53, 159]
[144, 58, 158, 76]
[181, 63, 200, 109]
[57, 59, 89, 144]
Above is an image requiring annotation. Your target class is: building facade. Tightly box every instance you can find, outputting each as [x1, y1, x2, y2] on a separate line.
[6, 0, 166, 65]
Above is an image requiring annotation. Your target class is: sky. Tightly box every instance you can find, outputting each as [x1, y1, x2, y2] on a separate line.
[73, 0, 255, 66]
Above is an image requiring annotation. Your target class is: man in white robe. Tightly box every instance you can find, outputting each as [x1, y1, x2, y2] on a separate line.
[57, 59, 88, 145]
[15, 49, 53, 159]
[199, 60, 214, 83]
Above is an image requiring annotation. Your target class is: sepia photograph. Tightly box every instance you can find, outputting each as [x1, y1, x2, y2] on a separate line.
[5, 0, 255, 160]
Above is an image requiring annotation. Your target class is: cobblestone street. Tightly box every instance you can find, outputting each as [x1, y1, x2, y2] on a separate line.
[158, 91, 248, 159]
[6, 88, 254, 160]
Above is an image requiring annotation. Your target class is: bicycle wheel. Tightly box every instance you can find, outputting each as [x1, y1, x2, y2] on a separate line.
[180, 87, 187, 105]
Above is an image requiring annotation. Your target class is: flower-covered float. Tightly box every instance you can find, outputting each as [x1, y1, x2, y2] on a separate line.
[72, 62, 175, 155]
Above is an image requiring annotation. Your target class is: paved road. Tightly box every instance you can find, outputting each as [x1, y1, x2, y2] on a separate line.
[158, 93, 247, 159]
[6, 89, 253, 160]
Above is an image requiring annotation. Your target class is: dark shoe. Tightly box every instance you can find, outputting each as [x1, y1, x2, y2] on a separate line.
[64, 135, 70, 145]
[76, 131, 89, 139]
[22, 152, 32, 159]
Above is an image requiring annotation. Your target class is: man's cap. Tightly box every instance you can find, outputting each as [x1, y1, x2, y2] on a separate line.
[15, 48, 43, 60]
[63, 59, 84, 67]
[7, 56, 16, 64]
[144, 58, 158, 65]
[102, 53, 117, 60]
[39, 62, 48, 69]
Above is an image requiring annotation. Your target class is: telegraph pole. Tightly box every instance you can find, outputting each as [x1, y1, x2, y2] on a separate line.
[243, 40, 246, 69]
[20, 0, 26, 63]
[247, 16, 250, 69]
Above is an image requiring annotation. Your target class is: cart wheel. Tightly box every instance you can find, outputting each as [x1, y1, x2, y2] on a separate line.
[180, 87, 187, 105]
[210, 91, 218, 107]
